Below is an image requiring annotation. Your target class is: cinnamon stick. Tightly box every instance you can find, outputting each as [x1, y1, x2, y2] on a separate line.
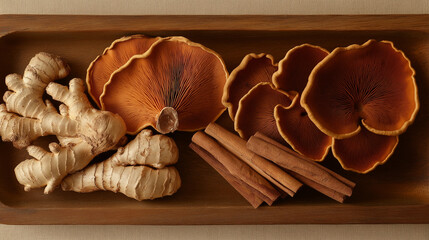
[287, 171, 346, 203]
[254, 132, 355, 188]
[250, 133, 355, 202]
[205, 123, 302, 196]
[189, 143, 264, 208]
[191, 131, 280, 205]
[247, 135, 353, 197]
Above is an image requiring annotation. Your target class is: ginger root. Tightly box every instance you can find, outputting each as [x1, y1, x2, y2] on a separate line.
[0, 52, 127, 194]
[61, 129, 181, 200]
[112, 129, 179, 168]
[0, 52, 74, 148]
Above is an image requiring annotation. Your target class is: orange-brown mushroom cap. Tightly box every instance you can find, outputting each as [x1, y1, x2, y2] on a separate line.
[332, 127, 398, 173]
[235, 82, 292, 143]
[100, 36, 228, 134]
[301, 40, 419, 139]
[87, 35, 161, 107]
[273, 44, 329, 93]
[222, 53, 277, 120]
[275, 93, 332, 161]
[272, 44, 331, 161]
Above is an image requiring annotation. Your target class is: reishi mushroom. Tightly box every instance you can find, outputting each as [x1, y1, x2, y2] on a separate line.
[87, 35, 161, 107]
[273, 44, 329, 93]
[275, 95, 333, 161]
[332, 128, 399, 173]
[222, 53, 277, 120]
[273, 44, 332, 161]
[301, 39, 419, 173]
[235, 82, 292, 143]
[301, 40, 419, 139]
[100, 36, 228, 134]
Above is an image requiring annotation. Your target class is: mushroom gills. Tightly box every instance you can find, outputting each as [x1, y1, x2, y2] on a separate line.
[301, 39, 418, 139]
[222, 53, 277, 120]
[272, 44, 331, 161]
[100, 36, 228, 134]
[235, 82, 292, 143]
[86, 35, 161, 107]
[332, 127, 398, 173]
[275, 93, 332, 161]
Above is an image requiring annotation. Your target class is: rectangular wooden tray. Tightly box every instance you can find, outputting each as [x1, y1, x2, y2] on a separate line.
[0, 15, 428, 225]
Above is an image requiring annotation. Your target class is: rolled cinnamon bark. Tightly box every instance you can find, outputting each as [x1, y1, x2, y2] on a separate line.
[288, 171, 346, 203]
[254, 132, 355, 188]
[247, 135, 353, 197]
[191, 131, 280, 206]
[205, 123, 302, 196]
[189, 143, 264, 208]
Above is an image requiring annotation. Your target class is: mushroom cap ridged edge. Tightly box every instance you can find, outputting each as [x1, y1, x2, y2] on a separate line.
[86, 34, 162, 108]
[222, 53, 277, 120]
[272, 43, 329, 91]
[234, 81, 292, 140]
[99, 36, 229, 135]
[300, 39, 419, 139]
[332, 135, 399, 174]
[274, 91, 333, 162]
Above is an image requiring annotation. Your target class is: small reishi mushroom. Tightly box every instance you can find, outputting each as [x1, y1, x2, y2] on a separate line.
[87, 35, 161, 107]
[273, 44, 332, 161]
[332, 128, 398, 173]
[275, 94, 333, 161]
[273, 44, 329, 93]
[222, 53, 277, 120]
[235, 82, 293, 143]
[100, 36, 228, 134]
[301, 39, 419, 173]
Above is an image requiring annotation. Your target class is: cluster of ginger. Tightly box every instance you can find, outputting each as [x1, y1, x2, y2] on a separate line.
[0, 52, 180, 200]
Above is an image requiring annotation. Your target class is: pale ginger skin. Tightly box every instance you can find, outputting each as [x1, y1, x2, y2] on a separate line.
[113, 129, 179, 168]
[61, 129, 181, 201]
[0, 52, 127, 194]
[16, 139, 94, 193]
[0, 53, 75, 148]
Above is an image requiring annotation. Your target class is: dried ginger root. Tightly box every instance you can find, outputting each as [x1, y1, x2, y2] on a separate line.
[61, 129, 181, 200]
[0, 52, 74, 148]
[0, 52, 127, 194]
[112, 129, 178, 168]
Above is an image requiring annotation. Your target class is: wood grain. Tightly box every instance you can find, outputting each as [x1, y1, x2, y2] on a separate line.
[0, 15, 428, 224]
[0, 15, 429, 33]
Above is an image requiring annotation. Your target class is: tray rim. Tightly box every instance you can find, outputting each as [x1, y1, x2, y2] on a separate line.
[1, 14, 429, 34]
[0, 14, 428, 225]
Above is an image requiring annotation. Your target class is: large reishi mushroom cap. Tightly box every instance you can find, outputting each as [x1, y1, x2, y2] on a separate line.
[235, 82, 292, 143]
[273, 44, 332, 161]
[87, 35, 161, 107]
[100, 36, 228, 134]
[332, 127, 398, 173]
[222, 53, 277, 120]
[301, 39, 419, 139]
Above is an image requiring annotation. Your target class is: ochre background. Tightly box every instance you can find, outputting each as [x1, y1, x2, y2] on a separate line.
[0, 1, 428, 239]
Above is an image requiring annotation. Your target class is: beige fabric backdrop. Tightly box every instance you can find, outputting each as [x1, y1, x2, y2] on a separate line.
[1, 0, 429, 15]
[0, 0, 428, 239]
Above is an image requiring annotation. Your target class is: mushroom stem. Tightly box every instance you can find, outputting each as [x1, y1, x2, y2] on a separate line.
[156, 107, 179, 134]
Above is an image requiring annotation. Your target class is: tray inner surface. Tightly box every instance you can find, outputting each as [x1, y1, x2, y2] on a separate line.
[0, 30, 428, 221]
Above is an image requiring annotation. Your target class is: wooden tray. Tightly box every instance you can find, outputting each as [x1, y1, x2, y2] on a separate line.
[0, 15, 428, 225]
